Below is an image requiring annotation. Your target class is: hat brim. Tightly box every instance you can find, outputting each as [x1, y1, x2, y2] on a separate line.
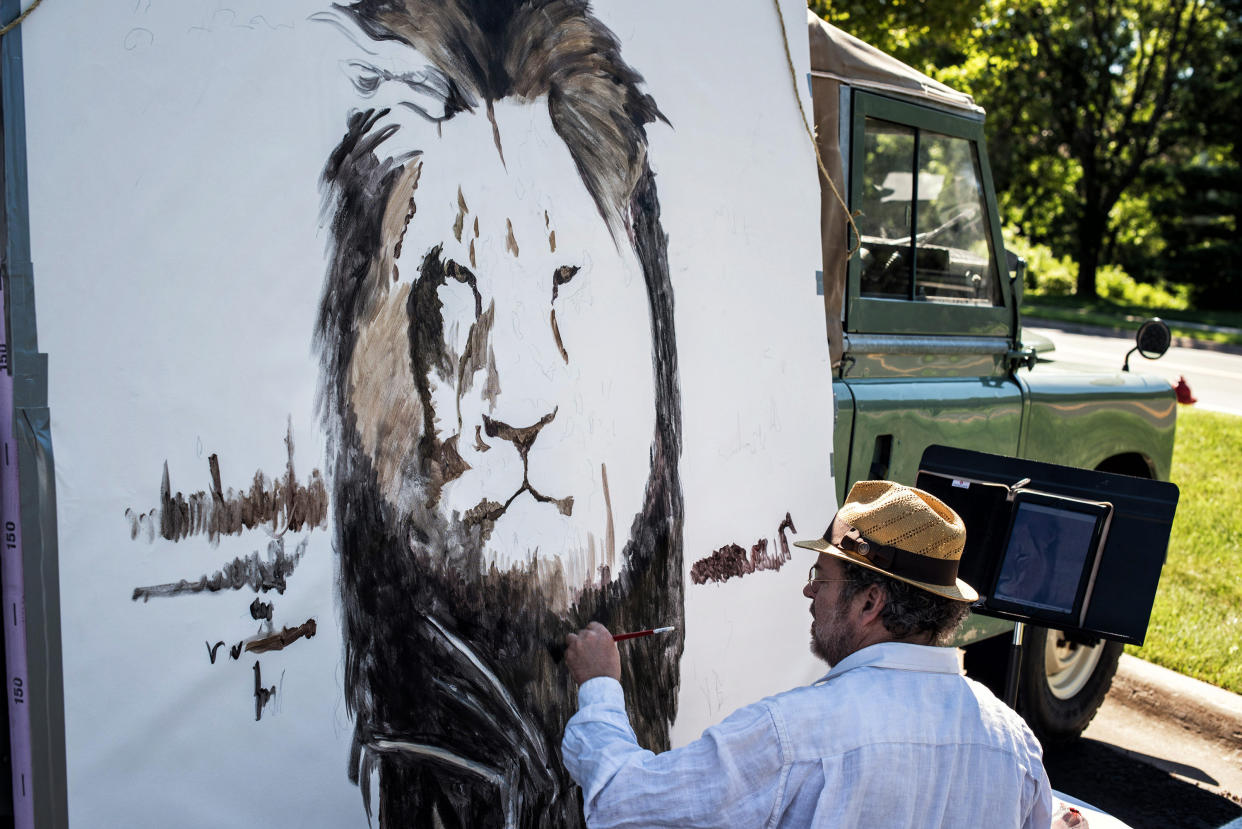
[794, 538, 979, 603]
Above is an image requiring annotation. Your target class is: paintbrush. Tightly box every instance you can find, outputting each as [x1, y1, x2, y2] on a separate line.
[611, 625, 675, 642]
[548, 625, 676, 662]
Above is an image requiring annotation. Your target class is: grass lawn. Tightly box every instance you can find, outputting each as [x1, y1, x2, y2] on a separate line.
[1126, 406, 1242, 694]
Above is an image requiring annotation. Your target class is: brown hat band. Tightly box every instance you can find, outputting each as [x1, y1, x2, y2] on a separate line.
[826, 515, 960, 588]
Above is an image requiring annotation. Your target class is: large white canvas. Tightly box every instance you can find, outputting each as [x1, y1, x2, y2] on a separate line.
[18, 1, 833, 825]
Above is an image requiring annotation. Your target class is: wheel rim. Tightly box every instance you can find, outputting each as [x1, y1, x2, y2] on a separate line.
[1043, 629, 1104, 700]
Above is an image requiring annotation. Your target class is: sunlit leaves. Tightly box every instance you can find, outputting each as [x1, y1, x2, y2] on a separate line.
[810, 0, 1237, 303]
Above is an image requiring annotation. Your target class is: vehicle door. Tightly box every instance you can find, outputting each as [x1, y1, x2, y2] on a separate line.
[835, 90, 1024, 495]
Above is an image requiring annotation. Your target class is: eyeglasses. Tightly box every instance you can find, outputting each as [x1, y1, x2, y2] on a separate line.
[806, 564, 850, 585]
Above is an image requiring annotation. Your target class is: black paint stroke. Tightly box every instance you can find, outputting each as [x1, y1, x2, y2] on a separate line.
[124, 420, 328, 544]
[250, 598, 274, 622]
[317, 2, 682, 826]
[245, 619, 317, 654]
[550, 264, 578, 303]
[346, 60, 466, 126]
[130, 537, 308, 602]
[207, 640, 225, 664]
[778, 511, 797, 559]
[253, 661, 276, 721]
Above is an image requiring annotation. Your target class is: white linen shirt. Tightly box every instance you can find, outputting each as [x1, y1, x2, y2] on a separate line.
[562, 641, 1052, 828]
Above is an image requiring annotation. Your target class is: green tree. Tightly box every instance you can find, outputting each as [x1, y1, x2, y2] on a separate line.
[1147, 161, 1242, 306]
[807, 0, 985, 75]
[970, 0, 1221, 298]
[1143, 0, 1241, 306]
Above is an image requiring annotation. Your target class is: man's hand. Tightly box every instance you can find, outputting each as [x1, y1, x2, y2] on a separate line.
[565, 622, 621, 687]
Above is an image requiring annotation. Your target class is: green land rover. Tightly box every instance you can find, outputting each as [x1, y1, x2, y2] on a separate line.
[807, 14, 1177, 746]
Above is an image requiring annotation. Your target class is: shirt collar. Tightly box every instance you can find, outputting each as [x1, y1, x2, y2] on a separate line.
[814, 641, 962, 685]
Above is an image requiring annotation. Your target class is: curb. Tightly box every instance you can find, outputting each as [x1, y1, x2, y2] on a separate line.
[1107, 655, 1242, 750]
[1024, 317, 1242, 356]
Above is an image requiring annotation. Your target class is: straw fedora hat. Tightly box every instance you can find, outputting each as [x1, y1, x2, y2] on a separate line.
[794, 480, 978, 602]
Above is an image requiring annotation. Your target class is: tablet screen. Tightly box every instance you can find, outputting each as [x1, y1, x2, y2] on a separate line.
[992, 500, 1100, 614]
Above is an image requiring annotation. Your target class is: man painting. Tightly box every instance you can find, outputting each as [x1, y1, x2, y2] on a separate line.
[315, 1, 683, 825]
[563, 481, 1052, 827]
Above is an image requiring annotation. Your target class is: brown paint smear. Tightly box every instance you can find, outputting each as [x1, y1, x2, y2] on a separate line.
[125, 421, 328, 544]
[550, 309, 569, 364]
[456, 300, 497, 419]
[601, 462, 615, 567]
[505, 218, 519, 256]
[486, 99, 505, 163]
[348, 280, 423, 510]
[245, 618, 317, 654]
[453, 186, 468, 242]
[391, 161, 422, 282]
[545, 210, 557, 252]
[690, 512, 798, 585]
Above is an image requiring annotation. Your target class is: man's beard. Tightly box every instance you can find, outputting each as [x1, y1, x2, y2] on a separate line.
[810, 599, 859, 667]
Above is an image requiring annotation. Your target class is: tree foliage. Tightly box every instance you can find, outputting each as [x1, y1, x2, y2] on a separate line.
[971, 0, 1221, 297]
[1143, 0, 1242, 306]
[1147, 163, 1242, 305]
[807, 0, 986, 74]
[810, 0, 1240, 306]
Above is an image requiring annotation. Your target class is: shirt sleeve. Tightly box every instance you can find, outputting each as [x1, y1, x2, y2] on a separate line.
[1021, 756, 1054, 829]
[1014, 723, 1054, 829]
[562, 678, 788, 829]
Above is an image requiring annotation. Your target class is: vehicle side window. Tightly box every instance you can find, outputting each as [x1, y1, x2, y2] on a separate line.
[858, 116, 1000, 307]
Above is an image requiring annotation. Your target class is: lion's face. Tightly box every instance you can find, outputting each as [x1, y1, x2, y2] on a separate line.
[344, 98, 657, 604]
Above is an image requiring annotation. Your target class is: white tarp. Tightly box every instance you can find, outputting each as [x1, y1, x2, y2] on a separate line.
[18, 1, 834, 825]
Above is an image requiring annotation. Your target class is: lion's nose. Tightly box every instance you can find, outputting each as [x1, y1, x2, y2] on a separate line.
[481, 408, 558, 457]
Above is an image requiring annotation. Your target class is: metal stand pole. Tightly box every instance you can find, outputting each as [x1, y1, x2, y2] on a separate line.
[1004, 621, 1026, 709]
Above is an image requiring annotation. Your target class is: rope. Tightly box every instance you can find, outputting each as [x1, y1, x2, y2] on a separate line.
[0, 0, 43, 38]
[770, 0, 861, 257]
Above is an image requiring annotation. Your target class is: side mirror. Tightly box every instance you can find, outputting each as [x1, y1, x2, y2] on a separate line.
[1122, 318, 1171, 372]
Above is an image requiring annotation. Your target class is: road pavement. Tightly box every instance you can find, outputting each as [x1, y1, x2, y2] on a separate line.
[1044, 655, 1242, 827]
[1025, 322, 1242, 416]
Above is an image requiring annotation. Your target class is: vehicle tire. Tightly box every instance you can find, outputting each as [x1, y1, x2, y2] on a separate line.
[1018, 627, 1122, 748]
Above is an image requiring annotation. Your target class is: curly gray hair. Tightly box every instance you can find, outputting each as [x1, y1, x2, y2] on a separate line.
[838, 559, 971, 644]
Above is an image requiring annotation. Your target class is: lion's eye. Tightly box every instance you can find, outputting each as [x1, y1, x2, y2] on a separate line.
[551, 265, 579, 304]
